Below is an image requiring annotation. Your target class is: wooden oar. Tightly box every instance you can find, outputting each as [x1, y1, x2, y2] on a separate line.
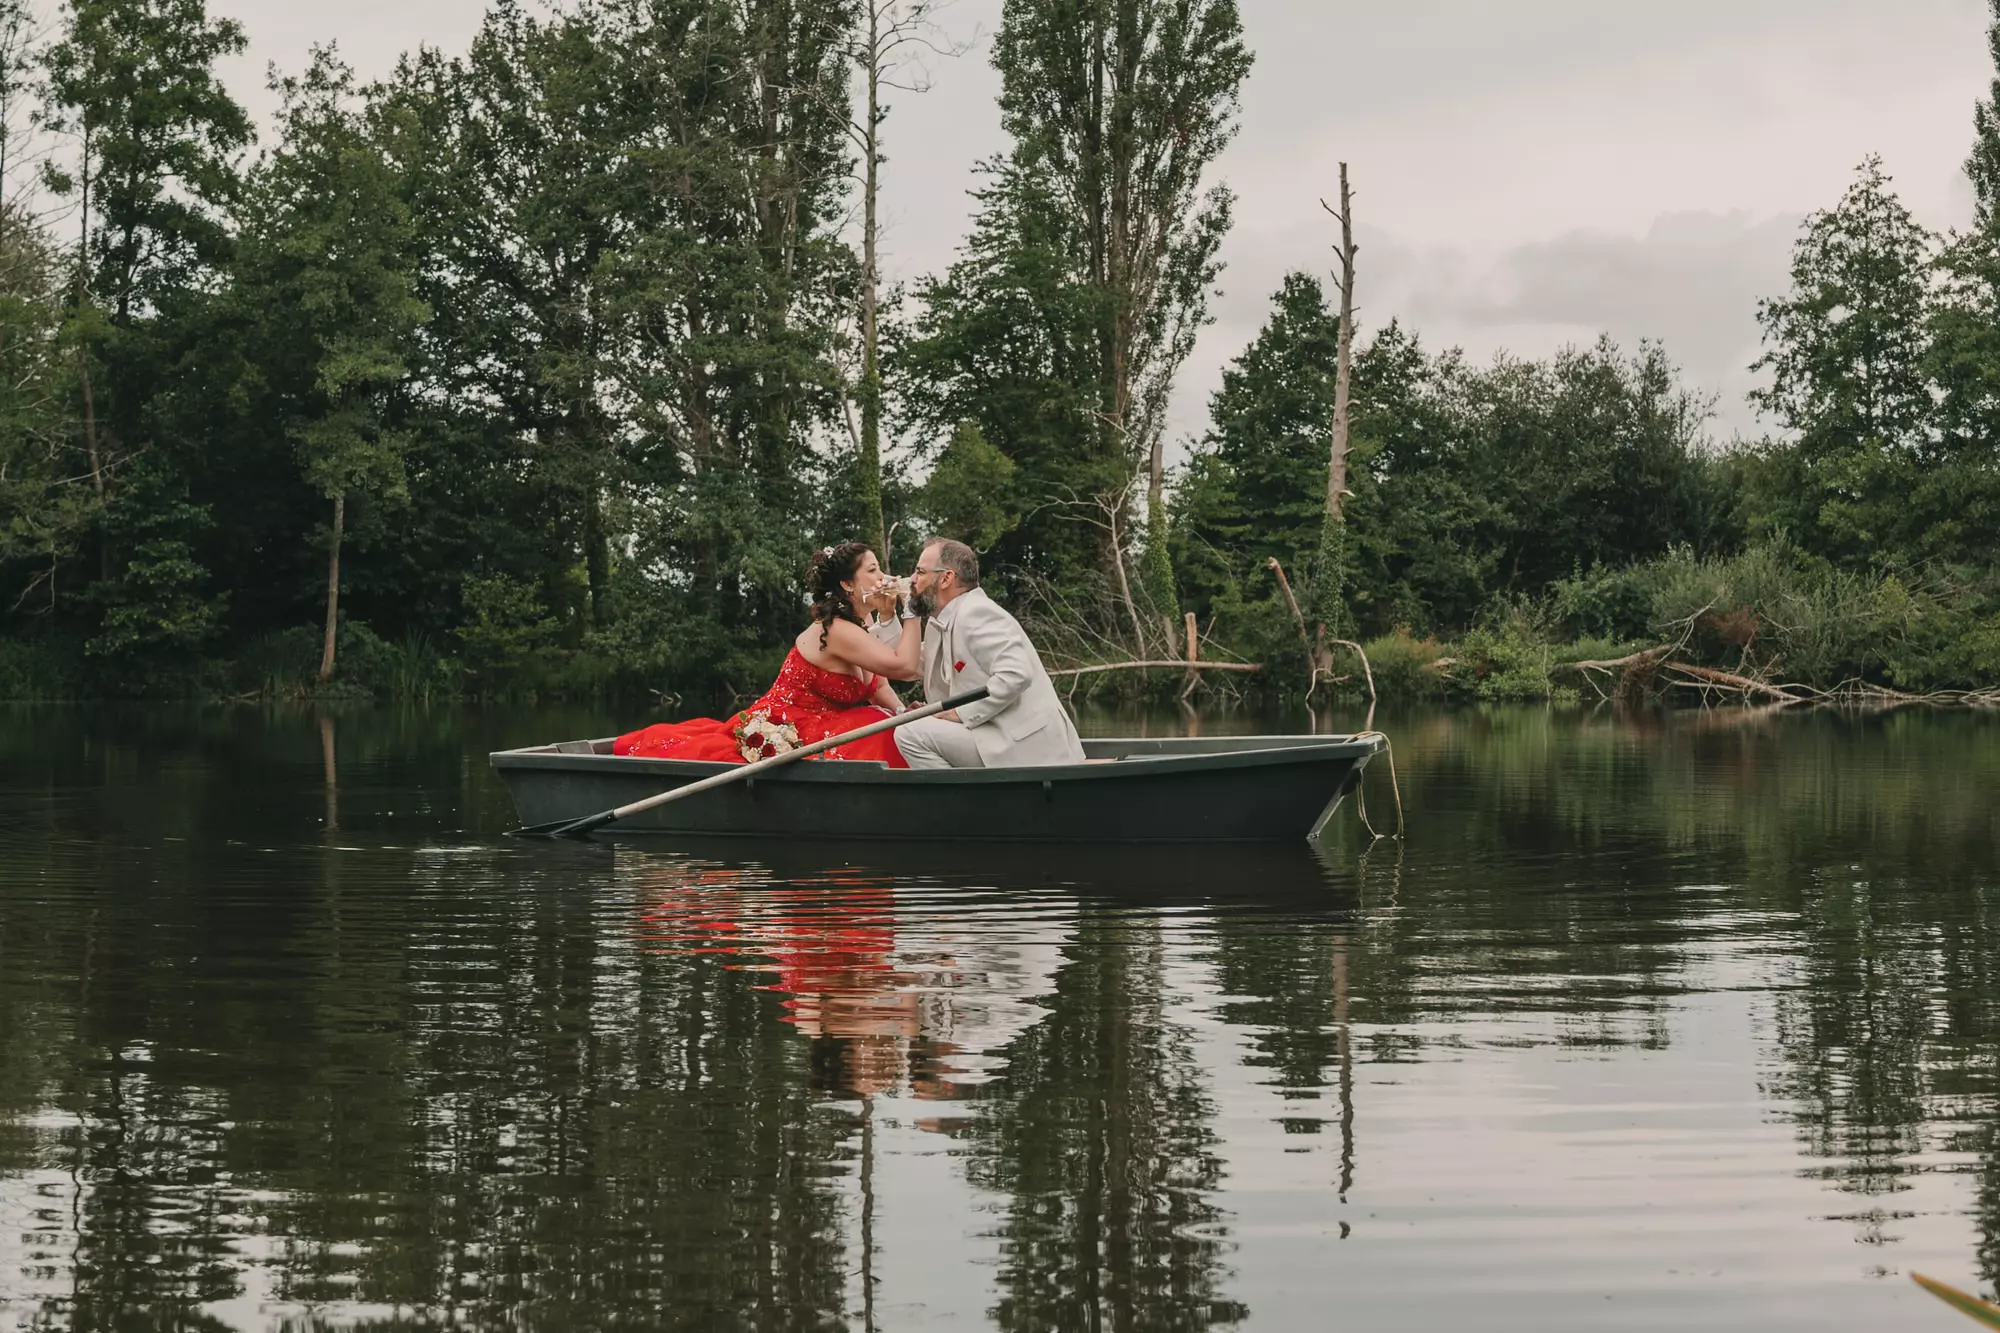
[515, 685, 991, 839]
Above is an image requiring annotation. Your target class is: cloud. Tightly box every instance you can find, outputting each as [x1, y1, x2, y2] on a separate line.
[1169, 209, 1804, 451]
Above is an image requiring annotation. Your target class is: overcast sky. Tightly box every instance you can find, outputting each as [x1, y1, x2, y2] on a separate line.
[210, 0, 1996, 447]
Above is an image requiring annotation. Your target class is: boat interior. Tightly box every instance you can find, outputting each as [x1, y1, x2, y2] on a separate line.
[525, 734, 1369, 760]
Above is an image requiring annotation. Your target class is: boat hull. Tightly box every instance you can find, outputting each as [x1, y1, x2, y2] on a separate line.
[491, 734, 1385, 843]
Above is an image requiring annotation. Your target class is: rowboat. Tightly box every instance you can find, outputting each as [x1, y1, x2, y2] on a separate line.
[490, 733, 1387, 843]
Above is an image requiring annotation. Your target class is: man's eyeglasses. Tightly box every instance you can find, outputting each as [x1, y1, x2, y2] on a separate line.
[912, 565, 950, 577]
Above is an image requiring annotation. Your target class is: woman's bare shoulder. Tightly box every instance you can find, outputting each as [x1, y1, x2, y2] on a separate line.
[801, 618, 868, 670]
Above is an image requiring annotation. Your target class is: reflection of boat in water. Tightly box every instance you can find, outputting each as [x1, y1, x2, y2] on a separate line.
[492, 734, 1385, 843]
[621, 851, 1078, 1099]
[608, 834, 1353, 905]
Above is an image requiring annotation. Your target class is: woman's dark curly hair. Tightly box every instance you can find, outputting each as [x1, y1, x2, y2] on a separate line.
[806, 540, 876, 649]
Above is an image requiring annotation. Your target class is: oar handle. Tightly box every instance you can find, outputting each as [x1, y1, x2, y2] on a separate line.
[546, 684, 991, 837]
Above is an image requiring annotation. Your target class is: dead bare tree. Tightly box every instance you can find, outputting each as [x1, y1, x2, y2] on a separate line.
[1319, 163, 1357, 525]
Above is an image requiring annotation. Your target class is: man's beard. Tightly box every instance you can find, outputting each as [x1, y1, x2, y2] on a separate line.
[908, 585, 937, 619]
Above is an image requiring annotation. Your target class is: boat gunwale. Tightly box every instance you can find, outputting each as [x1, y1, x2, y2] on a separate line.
[488, 734, 1384, 786]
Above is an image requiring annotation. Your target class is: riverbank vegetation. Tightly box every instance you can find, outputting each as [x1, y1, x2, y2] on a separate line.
[2, 0, 1998, 707]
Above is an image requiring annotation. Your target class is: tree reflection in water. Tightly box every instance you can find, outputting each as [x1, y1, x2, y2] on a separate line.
[622, 849, 1250, 1330]
[3, 704, 2000, 1325]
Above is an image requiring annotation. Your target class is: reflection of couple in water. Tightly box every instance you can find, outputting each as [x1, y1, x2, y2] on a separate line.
[630, 862, 1069, 1099]
[615, 537, 1084, 770]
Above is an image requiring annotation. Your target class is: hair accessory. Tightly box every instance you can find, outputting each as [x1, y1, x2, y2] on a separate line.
[821, 545, 834, 557]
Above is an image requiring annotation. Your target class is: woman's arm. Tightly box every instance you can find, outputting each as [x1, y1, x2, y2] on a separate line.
[869, 675, 903, 712]
[824, 614, 922, 682]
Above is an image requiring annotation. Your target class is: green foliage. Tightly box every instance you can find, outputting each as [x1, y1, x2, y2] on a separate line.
[1440, 622, 1556, 703]
[914, 421, 1018, 550]
[84, 534, 223, 653]
[235, 620, 455, 700]
[1750, 157, 1944, 567]
[41, 0, 251, 317]
[83, 471, 226, 669]
[3, 0, 2000, 707]
[1548, 561, 1666, 642]
[242, 50, 424, 507]
[1969, 0, 2000, 229]
[1175, 280, 1731, 645]
[905, 0, 1250, 591]
[0, 206, 87, 606]
[1358, 628, 1446, 700]
[1304, 511, 1349, 634]
[1172, 271, 1340, 614]
[1552, 539, 2000, 692]
[455, 572, 559, 687]
[0, 632, 83, 700]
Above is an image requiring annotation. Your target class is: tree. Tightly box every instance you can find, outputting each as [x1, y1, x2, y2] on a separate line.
[1916, 0, 2000, 572]
[374, 0, 859, 697]
[1751, 157, 1937, 566]
[37, 0, 250, 668]
[0, 0, 40, 218]
[0, 202, 82, 614]
[913, 420, 1016, 550]
[599, 0, 857, 672]
[1171, 272, 1339, 614]
[1306, 162, 1357, 633]
[833, 0, 962, 552]
[41, 0, 250, 329]
[1970, 0, 2000, 230]
[383, 2, 643, 635]
[235, 50, 426, 683]
[914, 0, 1250, 613]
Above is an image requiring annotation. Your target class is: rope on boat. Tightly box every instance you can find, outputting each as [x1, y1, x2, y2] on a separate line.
[1350, 731, 1404, 841]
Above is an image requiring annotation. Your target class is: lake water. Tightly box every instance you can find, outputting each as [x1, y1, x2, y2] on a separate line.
[0, 703, 1996, 1330]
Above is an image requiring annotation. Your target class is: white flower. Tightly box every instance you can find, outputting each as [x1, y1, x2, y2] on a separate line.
[735, 710, 801, 763]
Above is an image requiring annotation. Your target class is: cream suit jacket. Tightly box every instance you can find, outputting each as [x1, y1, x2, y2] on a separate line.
[919, 588, 1085, 766]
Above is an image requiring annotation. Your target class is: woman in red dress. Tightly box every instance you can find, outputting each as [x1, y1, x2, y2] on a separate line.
[614, 541, 924, 767]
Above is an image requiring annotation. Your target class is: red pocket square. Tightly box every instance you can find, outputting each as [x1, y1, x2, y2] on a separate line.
[953, 660, 966, 673]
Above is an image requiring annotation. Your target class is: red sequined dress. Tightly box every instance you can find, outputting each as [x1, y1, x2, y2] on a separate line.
[613, 647, 909, 767]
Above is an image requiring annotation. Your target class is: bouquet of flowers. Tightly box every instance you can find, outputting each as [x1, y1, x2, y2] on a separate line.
[734, 710, 800, 763]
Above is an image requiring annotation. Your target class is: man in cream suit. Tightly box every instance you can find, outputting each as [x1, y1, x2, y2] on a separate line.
[893, 538, 1086, 769]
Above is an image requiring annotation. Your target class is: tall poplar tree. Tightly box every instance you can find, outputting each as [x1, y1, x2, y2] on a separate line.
[911, 0, 1249, 605]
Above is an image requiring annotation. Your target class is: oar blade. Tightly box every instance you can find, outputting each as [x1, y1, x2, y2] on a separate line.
[550, 810, 620, 839]
[509, 809, 619, 839]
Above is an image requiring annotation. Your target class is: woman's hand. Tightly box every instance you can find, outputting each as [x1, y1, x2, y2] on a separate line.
[859, 581, 900, 620]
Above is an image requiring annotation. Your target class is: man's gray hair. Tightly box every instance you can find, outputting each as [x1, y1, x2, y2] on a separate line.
[927, 538, 981, 588]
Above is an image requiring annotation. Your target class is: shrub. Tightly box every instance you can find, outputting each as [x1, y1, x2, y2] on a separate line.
[1550, 560, 1666, 641]
[1359, 628, 1446, 700]
[456, 573, 560, 690]
[1440, 624, 1554, 702]
[0, 633, 83, 700]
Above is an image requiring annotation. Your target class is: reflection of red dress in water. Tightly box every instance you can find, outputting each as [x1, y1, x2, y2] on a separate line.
[613, 647, 910, 767]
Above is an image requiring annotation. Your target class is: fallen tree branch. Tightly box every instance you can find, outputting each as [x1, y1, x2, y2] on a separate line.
[1662, 662, 1807, 706]
[1567, 645, 1676, 674]
[1266, 556, 1321, 688]
[1561, 643, 1677, 705]
[1049, 660, 1263, 678]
